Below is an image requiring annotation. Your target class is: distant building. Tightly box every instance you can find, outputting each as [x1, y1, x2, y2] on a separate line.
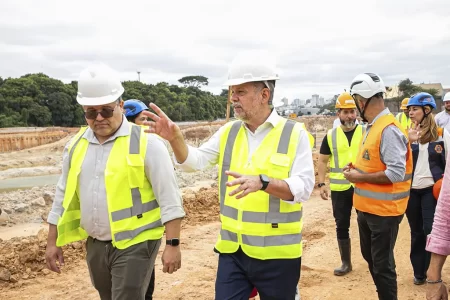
[298, 108, 321, 116]
[281, 97, 289, 106]
[318, 97, 325, 106]
[311, 94, 319, 107]
[386, 83, 444, 99]
[415, 83, 444, 99]
[292, 98, 300, 106]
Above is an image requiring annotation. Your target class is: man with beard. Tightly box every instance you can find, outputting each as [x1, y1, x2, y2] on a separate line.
[435, 92, 450, 132]
[142, 50, 315, 300]
[317, 92, 363, 276]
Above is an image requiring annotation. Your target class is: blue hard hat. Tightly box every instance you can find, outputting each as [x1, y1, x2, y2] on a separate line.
[123, 99, 149, 117]
[407, 92, 436, 109]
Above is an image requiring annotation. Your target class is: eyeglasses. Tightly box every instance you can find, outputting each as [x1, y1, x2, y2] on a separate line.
[84, 105, 118, 120]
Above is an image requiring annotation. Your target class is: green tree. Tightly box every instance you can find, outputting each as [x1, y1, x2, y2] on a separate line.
[47, 92, 74, 126]
[398, 78, 420, 97]
[0, 72, 228, 127]
[178, 76, 209, 88]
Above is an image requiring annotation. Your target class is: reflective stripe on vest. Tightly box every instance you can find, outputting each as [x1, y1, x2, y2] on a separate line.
[353, 114, 413, 216]
[219, 120, 302, 246]
[328, 126, 364, 190]
[111, 125, 162, 242]
[330, 129, 350, 186]
[62, 126, 161, 223]
[56, 124, 163, 248]
[219, 120, 302, 251]
[354, 187, 410, 200]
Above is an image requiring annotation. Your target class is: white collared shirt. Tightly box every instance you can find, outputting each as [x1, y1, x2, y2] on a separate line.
[175, 109, 315, 203]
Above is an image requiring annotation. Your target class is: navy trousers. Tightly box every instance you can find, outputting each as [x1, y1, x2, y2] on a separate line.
[215, 248, 301, 300]
[405, 187, 437, 280]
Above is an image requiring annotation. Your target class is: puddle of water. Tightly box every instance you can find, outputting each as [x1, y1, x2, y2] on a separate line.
[0, 174, 60, 192]
[0, 222, 47, 240]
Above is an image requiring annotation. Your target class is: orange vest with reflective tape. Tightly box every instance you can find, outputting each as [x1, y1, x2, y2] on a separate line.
[353, 114, 413, 216]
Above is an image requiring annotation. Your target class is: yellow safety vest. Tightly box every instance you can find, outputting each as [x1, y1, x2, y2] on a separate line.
[326, 125, 364, 191]
[215, 119, 303, 260]
[299, 122, 315, 149]
[396, 112, 411, 130]
[56, 124, 164, 249]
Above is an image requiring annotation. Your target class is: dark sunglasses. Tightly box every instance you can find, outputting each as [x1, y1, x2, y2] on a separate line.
[84, 106, 117, 120]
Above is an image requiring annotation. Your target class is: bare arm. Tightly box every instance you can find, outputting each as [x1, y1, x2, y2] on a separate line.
[357, 171, 392, 184]
[318, 154, 329, 183]
[265, 178, 294, 201]
[169, 133, 189, 164]
[427, 253, 447, 281]
[164, 218, 182, 240]
[47, 224, 58, 246]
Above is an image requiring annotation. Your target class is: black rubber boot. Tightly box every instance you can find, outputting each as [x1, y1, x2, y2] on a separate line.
[334, 239, 352, 276]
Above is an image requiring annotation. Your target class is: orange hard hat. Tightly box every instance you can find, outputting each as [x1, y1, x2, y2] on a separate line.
[433, 177, 443, 200]
[335, 92, 356, 109]
[400, 98, 409, 110]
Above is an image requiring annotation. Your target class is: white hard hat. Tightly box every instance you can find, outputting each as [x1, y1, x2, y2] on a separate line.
[444, 92, 450, 102]
[76, 63, 125, 106]
[349, 73, 386, 99]
[224, 50, 279, 86]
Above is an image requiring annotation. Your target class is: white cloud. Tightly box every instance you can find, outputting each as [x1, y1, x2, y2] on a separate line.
[0, 0, 449, 103]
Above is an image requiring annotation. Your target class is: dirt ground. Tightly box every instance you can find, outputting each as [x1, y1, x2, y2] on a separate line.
[1, 117, 449, 300]
[2, 189, 450, 300]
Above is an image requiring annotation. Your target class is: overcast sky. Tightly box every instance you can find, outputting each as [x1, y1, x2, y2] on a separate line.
[1, 0, 449, 104]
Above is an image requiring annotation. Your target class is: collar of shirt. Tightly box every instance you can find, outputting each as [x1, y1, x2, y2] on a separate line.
[83, 116, 131, 144]
[242, 108, 283, 133]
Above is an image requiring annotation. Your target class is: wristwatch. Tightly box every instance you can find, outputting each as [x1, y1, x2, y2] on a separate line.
[166, 238, 180, 246]
[259, 174, 270, 191]
[318, 183, 326, 188]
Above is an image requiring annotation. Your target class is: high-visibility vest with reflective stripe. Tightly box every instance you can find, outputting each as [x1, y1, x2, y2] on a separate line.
[299, 122, 315, 149]
[353, 115, 413, 216]
[396, 112, 411, 130]
[327, 125, 364, 191]
[215, 119, 303, 260]
[56, 124, 164, 249]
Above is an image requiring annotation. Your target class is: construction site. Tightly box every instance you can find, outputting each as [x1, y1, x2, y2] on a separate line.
[0, 116, 448, 300]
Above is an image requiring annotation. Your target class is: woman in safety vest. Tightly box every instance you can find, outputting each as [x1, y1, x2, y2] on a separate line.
[406, 92, 450, 285]
[123, 98, 155, 300]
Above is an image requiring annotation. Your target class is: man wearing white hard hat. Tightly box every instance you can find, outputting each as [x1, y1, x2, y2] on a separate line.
[435, 92, 450, 132]
[44, 63, 185, 300]
[344, 73, 412, 300]
[142, 51, 314, 299]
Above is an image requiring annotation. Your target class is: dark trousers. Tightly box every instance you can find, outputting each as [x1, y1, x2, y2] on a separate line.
[215, 248, 301, 300]
[144, 268, 155, 300]
[86, 237, 161, 300]
[405, 187, 437, 280]
[331, 187, 354, 240]
[357, 211, 403, 300]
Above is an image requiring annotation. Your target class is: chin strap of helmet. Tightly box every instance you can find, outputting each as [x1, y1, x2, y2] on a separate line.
[419, 106, 432, 125]
[354, 96, 374, 123]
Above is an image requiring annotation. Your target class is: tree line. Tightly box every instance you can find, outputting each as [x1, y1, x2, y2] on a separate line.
[0, 74, 229, 128]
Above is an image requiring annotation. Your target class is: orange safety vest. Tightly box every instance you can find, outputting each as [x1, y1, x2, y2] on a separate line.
[353, 114, 413, 216]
